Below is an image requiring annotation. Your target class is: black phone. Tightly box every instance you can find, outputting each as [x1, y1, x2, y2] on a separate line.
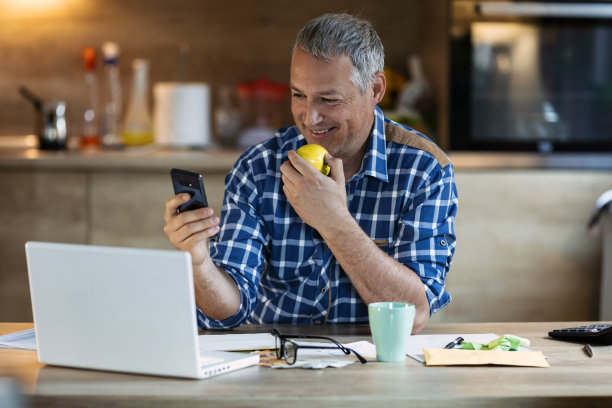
[170, 168, 209, 213]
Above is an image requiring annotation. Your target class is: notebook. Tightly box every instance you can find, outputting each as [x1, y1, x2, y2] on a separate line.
[25, 241, 259, 379]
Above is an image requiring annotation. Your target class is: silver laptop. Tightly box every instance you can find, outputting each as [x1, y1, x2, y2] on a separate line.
[25, 241, 259, 379]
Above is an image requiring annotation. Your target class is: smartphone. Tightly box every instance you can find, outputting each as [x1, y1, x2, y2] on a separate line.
[170, 168, 209, 213]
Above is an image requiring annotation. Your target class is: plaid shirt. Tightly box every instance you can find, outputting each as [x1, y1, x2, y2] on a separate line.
[198, 106, 458, 329]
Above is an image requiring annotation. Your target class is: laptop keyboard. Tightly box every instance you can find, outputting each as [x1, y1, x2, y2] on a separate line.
[548, 324, 612, 344]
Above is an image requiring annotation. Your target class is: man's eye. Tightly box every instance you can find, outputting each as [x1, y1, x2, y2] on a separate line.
[322, 98, 339, 103]
[292, 93, 305, 99]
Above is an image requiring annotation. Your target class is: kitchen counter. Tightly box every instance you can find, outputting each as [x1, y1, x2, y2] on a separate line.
[0, 136, 610, 171]
[449, 151, 612, 170]
[1, 137, 611, 324]
[0, 145, 243, 173]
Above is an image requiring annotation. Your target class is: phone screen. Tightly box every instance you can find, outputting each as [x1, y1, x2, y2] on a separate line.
[170, 168, 208, 213]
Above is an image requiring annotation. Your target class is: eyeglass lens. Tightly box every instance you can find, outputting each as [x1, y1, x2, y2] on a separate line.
[274, 334, 283, 359]
[284, 340, 298, 365]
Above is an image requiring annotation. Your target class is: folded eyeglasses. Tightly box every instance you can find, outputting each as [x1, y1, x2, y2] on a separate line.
[270, 328, 367, 365]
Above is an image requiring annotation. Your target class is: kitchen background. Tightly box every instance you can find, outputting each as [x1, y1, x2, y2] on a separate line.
[0, 0, 448, 145]
[1, 0, 611, 325]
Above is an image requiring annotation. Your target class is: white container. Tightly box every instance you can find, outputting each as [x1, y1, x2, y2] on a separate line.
[153, 82, 211, 148]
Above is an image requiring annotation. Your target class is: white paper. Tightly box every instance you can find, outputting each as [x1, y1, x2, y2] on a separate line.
[0, 328, 37, 350]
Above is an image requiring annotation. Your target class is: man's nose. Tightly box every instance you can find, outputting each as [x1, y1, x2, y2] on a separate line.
[305, 101, 323, 126]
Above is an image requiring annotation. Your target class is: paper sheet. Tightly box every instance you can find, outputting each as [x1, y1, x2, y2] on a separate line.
[0, 328, 37, 350]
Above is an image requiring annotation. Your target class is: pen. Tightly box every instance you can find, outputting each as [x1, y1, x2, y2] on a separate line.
[584, 344, 593, 358]
[444, 336, 464, 349]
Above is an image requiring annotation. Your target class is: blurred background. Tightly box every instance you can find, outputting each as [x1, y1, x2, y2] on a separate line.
[0, 0, 611, 326]
[0, 0, 445, 145]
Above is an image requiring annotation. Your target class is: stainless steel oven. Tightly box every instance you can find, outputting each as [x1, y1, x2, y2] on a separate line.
[450, 1, 612, 152]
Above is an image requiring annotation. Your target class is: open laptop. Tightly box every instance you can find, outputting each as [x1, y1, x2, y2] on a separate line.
[24, 241, 259, 379]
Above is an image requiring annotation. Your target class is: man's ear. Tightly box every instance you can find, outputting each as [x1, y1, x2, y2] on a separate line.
[371, 71, 387, 104]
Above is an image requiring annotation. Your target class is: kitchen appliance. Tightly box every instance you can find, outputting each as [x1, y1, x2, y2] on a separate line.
[450, 1, 612, 152]
[18, 86, 67, 150]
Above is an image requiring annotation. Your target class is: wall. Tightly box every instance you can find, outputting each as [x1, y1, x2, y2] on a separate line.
[0, 0, 446, 142]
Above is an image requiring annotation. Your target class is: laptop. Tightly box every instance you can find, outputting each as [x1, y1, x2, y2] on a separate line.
[24, 241, 259, 379]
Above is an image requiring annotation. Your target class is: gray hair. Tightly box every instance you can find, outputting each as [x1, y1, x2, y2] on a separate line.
[293, 13, 385, 94]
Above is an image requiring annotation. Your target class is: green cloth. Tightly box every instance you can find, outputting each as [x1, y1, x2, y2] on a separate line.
[458, 334, 530, 351]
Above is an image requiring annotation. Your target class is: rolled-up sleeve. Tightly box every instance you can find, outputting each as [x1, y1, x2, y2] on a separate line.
[391, 159, 458, 315]
[196, 156, 270, 330]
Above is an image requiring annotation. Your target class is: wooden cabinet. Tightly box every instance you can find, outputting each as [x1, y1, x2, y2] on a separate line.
[89, 172, 227, 249]
[432, 170, 610, 324]
[1, 171, 88, 321]
[0, 148, 241, 321]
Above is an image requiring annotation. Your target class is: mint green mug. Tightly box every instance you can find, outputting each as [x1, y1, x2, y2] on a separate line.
[368, 302, 415, 362]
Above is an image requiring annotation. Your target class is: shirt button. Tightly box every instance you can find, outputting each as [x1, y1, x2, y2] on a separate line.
[314, 320, 321, 324]
[321, 287, 327, 294]
[440, 240, 447, 246]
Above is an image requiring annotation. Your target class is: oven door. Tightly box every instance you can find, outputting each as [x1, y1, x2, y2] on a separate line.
[450, 1, 612, 152]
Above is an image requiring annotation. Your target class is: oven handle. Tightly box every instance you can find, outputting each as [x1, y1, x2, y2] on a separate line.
[478, 2, 612, 18]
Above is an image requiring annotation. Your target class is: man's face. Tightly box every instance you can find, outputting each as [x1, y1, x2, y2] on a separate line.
[289, 48, 382, 165]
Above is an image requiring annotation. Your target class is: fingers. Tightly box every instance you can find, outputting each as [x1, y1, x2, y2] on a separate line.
[283, 150, 319, 177]
[173, 217, 219, 245]
[163, 193, 219, 247]
[325, 153, 345, 184]
[164, 193, 190, 222]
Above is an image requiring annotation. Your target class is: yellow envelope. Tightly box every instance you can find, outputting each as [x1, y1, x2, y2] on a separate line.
[423, 348, 549, 368]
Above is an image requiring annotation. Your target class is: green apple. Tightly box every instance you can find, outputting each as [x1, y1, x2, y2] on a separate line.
[296, 144, 330, 176]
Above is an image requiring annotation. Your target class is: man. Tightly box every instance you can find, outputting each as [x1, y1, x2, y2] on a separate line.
[164, 13, 458, 333]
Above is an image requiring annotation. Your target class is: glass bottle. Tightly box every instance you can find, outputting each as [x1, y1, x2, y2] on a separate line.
[80, 47, 100, 149]
[100, 41, 123, 148]
[214, 86, 241, 147]
[122, 59, 153, 146]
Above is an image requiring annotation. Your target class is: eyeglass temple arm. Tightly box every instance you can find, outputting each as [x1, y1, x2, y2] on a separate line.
[293, 344, 368, 364]
[273, 332, 347, 350]
[346, 347, 367, 364]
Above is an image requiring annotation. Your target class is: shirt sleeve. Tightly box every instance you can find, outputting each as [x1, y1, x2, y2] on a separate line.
[196, 154, 270, 330]
[391, 157, 458, 315]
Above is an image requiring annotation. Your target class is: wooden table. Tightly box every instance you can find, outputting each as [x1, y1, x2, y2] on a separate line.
[1, 322, 612, 407]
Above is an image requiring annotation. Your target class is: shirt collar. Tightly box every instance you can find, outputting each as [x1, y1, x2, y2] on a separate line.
[355, 105, 388, 183]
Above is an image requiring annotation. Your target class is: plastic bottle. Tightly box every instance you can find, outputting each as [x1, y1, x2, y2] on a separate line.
[122, 59, 153, 146]
[100, 42, 123, 148]
[80, 47, 100, 149]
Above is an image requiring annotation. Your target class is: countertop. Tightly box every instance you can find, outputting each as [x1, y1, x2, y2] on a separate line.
[0, 136, 611, 171]
[0, 137, 243, 173]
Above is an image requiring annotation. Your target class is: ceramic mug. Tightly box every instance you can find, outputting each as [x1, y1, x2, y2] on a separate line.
[368, 302, 415, 362]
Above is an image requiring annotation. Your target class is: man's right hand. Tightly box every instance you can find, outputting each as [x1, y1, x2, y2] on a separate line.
[163, 193, 220, 266]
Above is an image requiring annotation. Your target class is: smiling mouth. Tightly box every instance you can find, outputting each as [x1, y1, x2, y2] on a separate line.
[310, 127, 335, 136]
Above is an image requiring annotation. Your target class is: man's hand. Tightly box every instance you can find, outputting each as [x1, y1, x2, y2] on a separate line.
[163, 193, 220, 266]
[280, 150, 349, 231]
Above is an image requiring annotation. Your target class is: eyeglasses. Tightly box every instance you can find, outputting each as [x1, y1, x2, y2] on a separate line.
[270, 328, 367, 365]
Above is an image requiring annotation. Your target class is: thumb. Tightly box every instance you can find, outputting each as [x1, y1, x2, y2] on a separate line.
[325, 153, 345, 184]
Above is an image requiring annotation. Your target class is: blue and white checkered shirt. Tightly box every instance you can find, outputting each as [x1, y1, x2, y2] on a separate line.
[198, 106, 458, 329]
